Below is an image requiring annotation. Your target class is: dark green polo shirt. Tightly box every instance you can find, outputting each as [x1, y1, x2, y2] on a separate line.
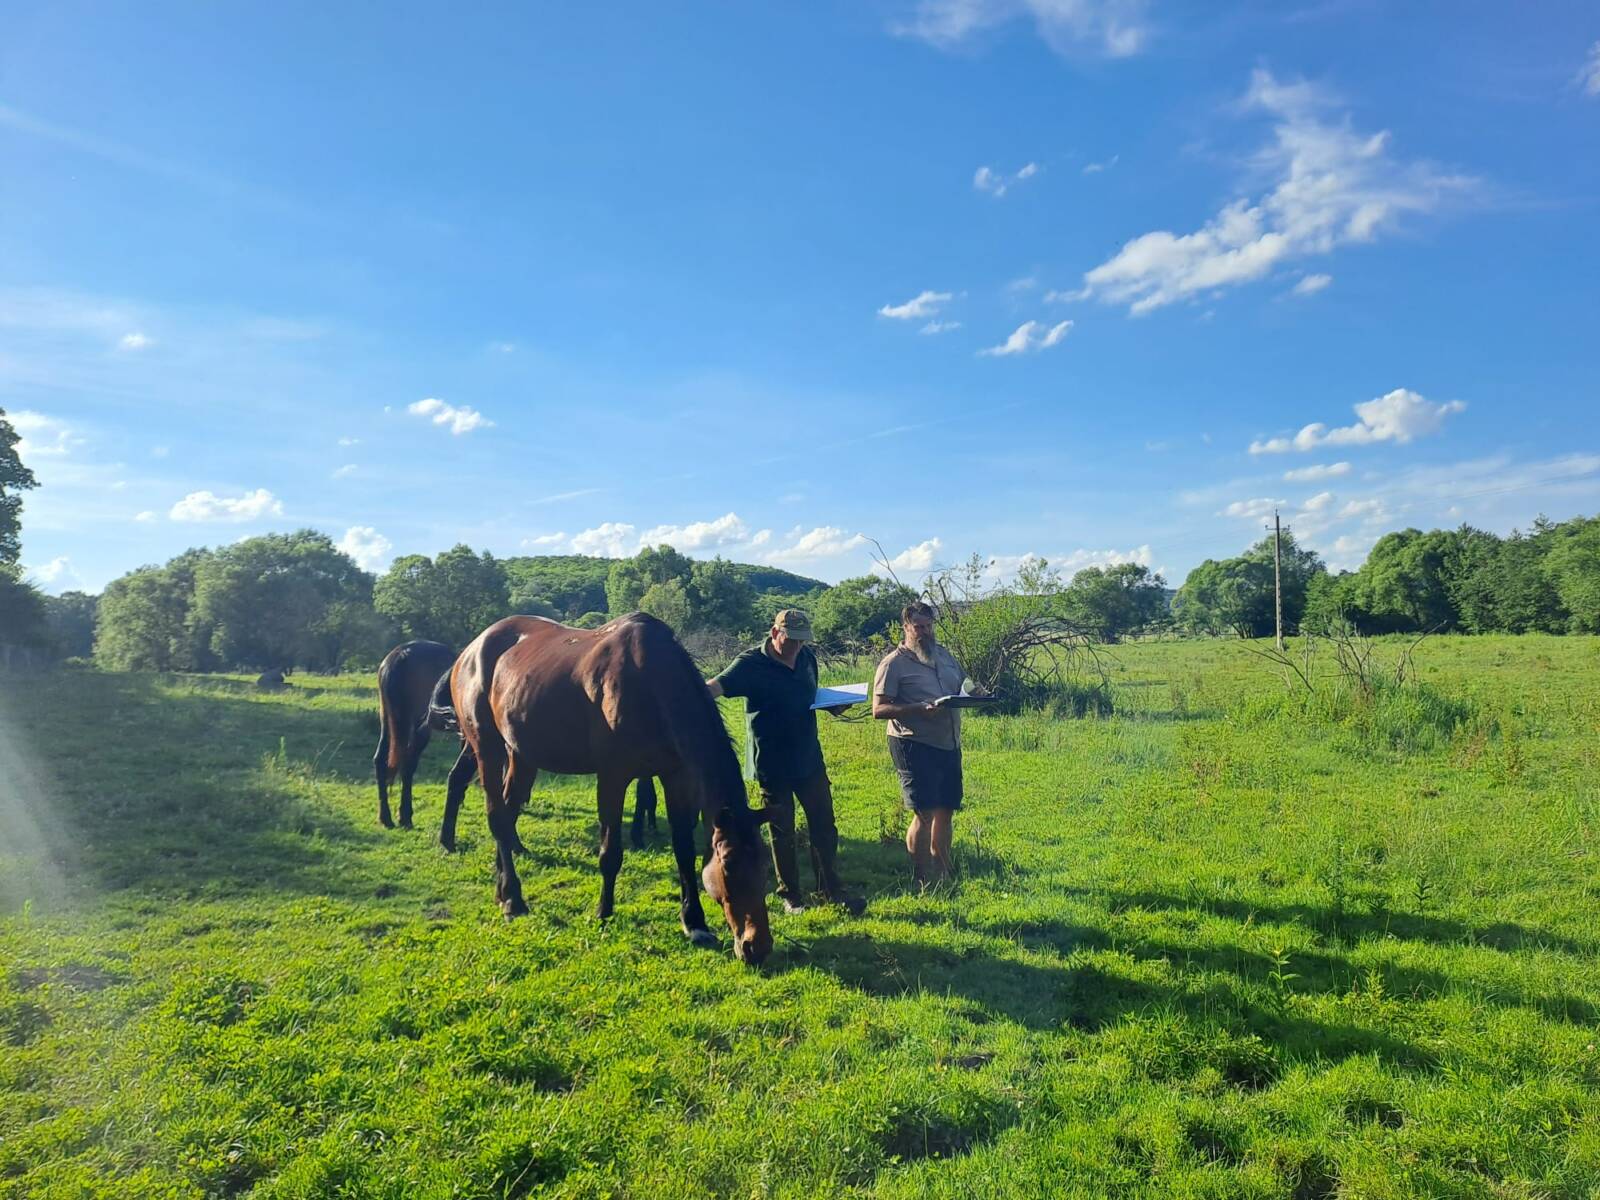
[713, 641, 824, 786]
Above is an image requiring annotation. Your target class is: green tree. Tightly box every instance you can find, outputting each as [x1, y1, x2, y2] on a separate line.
[1542, 516, 1600, 633]
[94, 556, 207, 671]
[41, 590, 99, 658]
[1061, 562, 1168, 643]
[1351, 528, 1461, 632]
[1174, 556, 1274, 638]
[374, 545, 509, 648]
[638, 577, 692, 631]
[687, 557, 755, 633]
[189, 531, 373, 669]
[0, 407, 39, 569]
[502, 555, 610, 618]
[605, 545, 693, 614]
[810, 575, 917, 648]
[0, 570, 50, 652]
[1300, 570, 1360, 634]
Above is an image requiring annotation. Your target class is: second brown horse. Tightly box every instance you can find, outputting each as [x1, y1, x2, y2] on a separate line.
[451, 613, 774, 965]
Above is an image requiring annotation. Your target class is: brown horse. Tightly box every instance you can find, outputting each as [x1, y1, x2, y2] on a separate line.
[451, 613, 774, 964]
[374, 640, 475, 832]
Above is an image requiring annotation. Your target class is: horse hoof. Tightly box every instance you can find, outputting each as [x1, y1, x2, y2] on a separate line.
[502, 898, 528, 919]
[399, 819, 414, 831]
[686, 928, 718, 949]
[378, 815, 395, 830]
[438, 837, 457, 854]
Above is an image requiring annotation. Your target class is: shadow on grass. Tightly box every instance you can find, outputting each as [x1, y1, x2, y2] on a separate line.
[1, 670, 463, 911]
[795, 931, 1435, 1072]
[1105, 888, 1599, 958]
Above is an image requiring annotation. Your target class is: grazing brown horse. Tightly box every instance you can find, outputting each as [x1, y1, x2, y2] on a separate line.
[374, 640, 473, 832]
[451, 613, 774, 964]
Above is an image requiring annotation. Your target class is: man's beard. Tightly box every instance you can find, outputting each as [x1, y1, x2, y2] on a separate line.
[907, 634, 937, 667]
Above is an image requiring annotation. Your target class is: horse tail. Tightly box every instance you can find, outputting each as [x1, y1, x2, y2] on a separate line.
[376, 650, 407, 771]
[426, 665, 459, 733]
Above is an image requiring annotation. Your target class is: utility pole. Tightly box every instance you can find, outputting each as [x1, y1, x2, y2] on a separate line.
[1272, 508, 1284, 651]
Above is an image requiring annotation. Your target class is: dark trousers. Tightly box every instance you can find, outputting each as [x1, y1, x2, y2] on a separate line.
[759, 770, 843, 902]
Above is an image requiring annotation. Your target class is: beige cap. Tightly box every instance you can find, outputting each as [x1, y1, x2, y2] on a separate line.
[772, 608, 814, 641]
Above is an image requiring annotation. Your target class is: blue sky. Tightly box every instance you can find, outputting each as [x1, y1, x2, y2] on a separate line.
[5, 1, 1599, 594]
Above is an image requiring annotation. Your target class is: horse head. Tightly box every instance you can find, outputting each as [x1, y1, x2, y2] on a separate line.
[702, 806, 773, 966]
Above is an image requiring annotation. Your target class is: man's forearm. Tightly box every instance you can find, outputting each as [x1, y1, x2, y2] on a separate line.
[873, 699, 931, 721]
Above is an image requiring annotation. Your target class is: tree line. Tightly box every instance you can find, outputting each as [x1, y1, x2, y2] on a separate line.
[1172, 514, 1600, 637]
[5, 410, 1597, 670]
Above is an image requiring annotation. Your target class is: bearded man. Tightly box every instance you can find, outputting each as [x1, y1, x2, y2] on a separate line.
[872, 600, 970, 885]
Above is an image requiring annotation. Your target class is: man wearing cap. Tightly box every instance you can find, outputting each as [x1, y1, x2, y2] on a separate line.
[873, 600, 971, 886]
[707, 608, 865, 915]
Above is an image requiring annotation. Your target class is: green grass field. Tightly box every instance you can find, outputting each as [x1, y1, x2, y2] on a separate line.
[4, 635, 1600, 1198]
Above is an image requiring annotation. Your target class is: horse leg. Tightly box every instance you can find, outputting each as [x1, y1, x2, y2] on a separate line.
[439, 742, 475, 853]
[398, 724, 430, 830]
[595, 772, 628, 921]
[374, 723, 395, 829]
[666, 774, 716, 948]
[479, 737, 528, 918]
[630, 775, 658, 850]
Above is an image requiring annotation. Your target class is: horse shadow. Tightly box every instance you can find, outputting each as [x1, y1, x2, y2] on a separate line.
[1104, 887, 1599, 959]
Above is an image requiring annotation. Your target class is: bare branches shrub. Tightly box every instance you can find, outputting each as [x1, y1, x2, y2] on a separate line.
[922, 554, 1111, 715]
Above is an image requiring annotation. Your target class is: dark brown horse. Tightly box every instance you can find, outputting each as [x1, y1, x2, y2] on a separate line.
[374, 640, 474, 832]
[451, 613, 774, 964]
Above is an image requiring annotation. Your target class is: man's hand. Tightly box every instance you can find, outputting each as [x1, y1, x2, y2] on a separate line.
[823, 704, 852, 717]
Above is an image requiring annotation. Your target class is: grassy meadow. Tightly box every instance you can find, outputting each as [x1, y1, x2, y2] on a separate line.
[3, 635, 1600, 1198]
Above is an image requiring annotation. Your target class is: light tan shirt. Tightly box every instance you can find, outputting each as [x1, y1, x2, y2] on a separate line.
[873, 644, 966, 751]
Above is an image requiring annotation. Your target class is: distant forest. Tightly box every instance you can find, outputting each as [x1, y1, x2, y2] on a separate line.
[3, 405, 1597, 668]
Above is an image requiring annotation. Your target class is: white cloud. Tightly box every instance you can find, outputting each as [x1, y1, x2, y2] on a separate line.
[1338, 498, 1386, 520]
[974, 162, 1041, 197]
[569, 522, 639, 558]
[1291, 273, 1332, 296]
[979, 318, 1072, 356]
[118, 332, 152, 351]
[953, 545, 1155, 588]
[896, 0, 1150, 58]
[1081, 70, 1472, 314]
[407, 397, 494, 435]
[490, 341, 517, 354]
[1042, 287, 1087, 303]
[766, 526, 869, 565]
[337, 437, 360, 447]
[639, 511, 753, 553]
[28, 555, 72, 585]
[1082, 154, 1119, 174]
[1250, 388, 1466, 454]
[1283, 461, 1350, 482]
[1579, 42, 1600, 97]
[521, 532, 567, 549]
[878, 290, 953, 320]
[1300, 490, 1336, 513]
[885, 537, 944, 574]
[151, 445, 169, 458]
[134, 510, 156, 522]
[331, 464, 358, 479]
[1222, 497, 1285, 519]
[8, 410, 82, 458]
[169, 488, 283, 523]
[919, 320, 962, 335]
[338, 525, 392, 571]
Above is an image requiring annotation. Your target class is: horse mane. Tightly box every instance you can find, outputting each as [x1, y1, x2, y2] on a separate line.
[624, 614, 748, 814]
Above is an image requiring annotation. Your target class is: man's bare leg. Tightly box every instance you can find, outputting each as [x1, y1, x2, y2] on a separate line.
[905, 810, 933, 886]
[929, 808, 955, 883]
